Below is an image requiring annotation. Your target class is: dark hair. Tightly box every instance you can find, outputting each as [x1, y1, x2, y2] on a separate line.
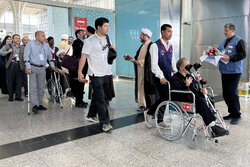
[161, 24, 172, 33]
[12, 34, 20, 39]
[87, 26, 96, 34]
[95, 17, 109, 30]
[224, 23, 235, 31]
[0, 35, 11, 49]
[47, 36, 54, 42]
[68, 36, 73, 39]
[75, 30, 83, 38]
[176, 58, 187, 71]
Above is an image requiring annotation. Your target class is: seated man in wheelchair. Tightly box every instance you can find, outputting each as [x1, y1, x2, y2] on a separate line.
[47, 50, 70, 97]
[170, 58, 229, 138]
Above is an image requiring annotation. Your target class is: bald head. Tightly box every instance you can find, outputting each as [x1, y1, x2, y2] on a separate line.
[35, 31, 44, 37]
[35, 31, 46, 43]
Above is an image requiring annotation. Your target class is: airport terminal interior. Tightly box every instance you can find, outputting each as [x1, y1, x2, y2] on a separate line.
[0, 0, 250, 167]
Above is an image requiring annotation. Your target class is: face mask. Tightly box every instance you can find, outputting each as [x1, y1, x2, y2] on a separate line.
[185, 64, 193, 73]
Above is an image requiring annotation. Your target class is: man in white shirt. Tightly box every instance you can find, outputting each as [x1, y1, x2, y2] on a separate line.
[78, 17, 114, 132]
[144, 24, 177, 127]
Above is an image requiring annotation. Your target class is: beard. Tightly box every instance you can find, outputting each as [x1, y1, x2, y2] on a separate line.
[140, 39, 145, 43]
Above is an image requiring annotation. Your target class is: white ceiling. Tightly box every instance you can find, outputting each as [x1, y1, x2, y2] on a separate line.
[0, 0, 115, 18]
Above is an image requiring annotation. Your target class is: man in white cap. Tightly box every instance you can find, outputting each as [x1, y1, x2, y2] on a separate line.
[131, 28, 156, 112]
[57, 34, 70, 54]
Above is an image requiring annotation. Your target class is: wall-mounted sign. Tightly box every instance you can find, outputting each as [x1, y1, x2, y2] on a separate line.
[74, 17, 87, 33]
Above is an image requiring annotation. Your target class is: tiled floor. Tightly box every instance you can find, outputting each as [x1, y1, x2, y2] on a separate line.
[0, 79, 249, 167]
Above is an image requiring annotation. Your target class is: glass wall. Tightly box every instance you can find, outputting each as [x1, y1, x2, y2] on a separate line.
[115, 0, 161, 77]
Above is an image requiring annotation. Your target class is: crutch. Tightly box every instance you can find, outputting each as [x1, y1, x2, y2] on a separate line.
[27, 74, 31, 115]
[53, 71, 63, 109]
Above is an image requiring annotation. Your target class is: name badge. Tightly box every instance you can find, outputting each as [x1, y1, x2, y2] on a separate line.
[15, 54, 19, 61]
[39, 54, 44, 61]
[228, 46, 233, 49]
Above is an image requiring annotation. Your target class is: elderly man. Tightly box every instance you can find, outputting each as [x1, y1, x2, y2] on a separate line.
[24, 31, 56, 114]
[21, 36, 30, 96]
[170, 58, 229, 138]
[144, 24, 177, 127]
[22, 36, 29, 46]
[67, 36, 74, 56]
[132, 28, 154, 112]
[218, 23, 246, 125]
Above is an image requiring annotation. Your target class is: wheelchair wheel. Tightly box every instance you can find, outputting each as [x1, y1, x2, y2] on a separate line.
[155, 101, 184, 141]
[185, 114, 204, 149]
[47, 79, 56, 102]
[185, 125, 197, 149]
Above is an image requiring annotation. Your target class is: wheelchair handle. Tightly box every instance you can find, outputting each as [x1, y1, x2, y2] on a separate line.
[170, 90, 196, 104]
[165, 80, 196, 105]
[165, 80, 171, 100]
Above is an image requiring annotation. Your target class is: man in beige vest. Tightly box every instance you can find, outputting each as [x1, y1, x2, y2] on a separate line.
[0, 34, 25, 101]
[132, 28, 153, 112]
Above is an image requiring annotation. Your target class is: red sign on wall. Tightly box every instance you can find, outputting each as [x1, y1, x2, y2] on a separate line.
[74, 17, 87, 33]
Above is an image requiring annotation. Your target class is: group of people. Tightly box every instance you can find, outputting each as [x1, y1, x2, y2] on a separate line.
[0, 18, 246, 134]
[0, 19, 115, 115]
[0, 35, 30, 101]
[128, 23, 246, 136]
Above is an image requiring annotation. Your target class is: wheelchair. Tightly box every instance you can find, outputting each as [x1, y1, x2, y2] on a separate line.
[154, 63, 228, 149]
[47, 71, 63, 108]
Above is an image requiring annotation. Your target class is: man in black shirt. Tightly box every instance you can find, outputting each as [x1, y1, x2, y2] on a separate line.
[170, 58, 229, 138]
[71, 30, 88, 108]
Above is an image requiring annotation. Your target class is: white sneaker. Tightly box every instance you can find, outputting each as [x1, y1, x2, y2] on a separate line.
[108, 123, 113, 130]
[86, 117, 99, 123]
[102, 124, 113, 132]
[144, 111, 153, 128]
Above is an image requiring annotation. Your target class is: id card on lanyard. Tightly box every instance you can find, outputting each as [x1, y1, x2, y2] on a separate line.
[160, 39, 172, 56]
[37, 43, 45, 61]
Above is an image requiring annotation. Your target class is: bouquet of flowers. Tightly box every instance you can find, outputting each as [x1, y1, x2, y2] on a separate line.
[123, 54, 135, 62]
[200, 46, 228, 66]
[204, 47, 221, 56]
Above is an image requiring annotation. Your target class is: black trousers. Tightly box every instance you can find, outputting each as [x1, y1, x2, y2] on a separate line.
[221, 73, 241, 118]
[6, 63, 22, 99]
[22, 71, 28, 95]
[0, 67, 8, 94]
[147, 77, 169, 116]
[87, 75, 110, 125]
[69, 71, 84, 105]
[195, 97, 216, 126]
[88, 75, 115, 101]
